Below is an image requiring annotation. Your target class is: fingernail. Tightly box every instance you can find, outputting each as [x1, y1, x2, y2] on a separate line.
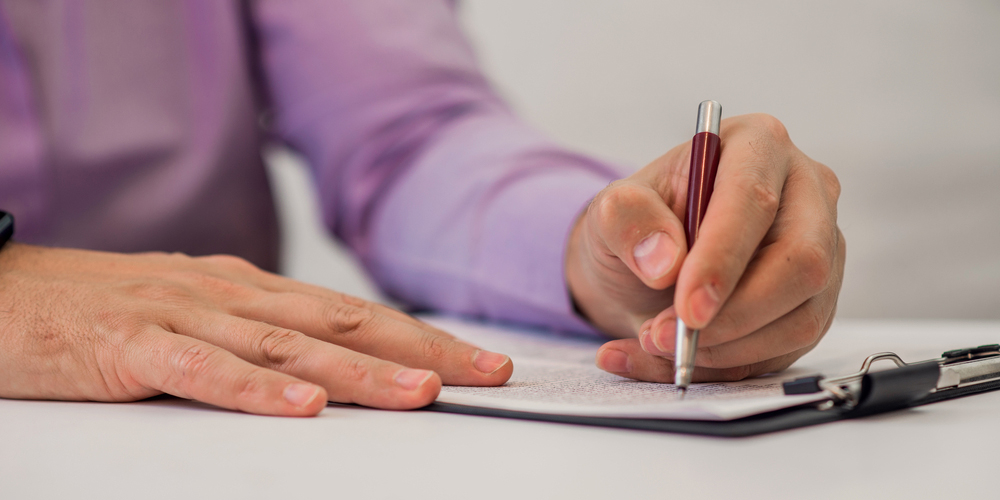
[633, 232, 677, 280]
[691, 284, 721, 325]
[645, 328, 673, 356]
[472, 350, 510, 375]
[283, 383, 321, 408]
[597, 349, 632, 374]
[394, 369, 435, 391]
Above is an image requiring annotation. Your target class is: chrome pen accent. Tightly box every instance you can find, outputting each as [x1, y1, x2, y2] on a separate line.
[695, 99, 722, 135]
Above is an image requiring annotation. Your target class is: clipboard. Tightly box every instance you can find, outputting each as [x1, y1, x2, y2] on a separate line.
[426, 344, 1000, 437]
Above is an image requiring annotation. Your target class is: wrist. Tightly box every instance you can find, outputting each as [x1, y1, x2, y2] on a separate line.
[0, 241, 26, 270]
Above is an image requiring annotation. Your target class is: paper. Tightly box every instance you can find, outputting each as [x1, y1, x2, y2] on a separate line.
[428, 316, 830, 421]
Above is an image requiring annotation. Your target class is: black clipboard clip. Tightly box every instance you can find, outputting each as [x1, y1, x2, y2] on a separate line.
[783, 344, 1000, 412]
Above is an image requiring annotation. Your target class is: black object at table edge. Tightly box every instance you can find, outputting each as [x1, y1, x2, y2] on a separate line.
[0, 211, 13, 251]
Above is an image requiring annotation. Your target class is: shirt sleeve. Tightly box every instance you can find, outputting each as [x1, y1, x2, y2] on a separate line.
[249, 0, 624, 335]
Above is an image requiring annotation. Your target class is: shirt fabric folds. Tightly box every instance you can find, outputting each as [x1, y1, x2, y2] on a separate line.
[0, 0, 623, 334]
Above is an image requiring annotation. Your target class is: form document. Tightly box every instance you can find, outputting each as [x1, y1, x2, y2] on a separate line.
[429, 316, 830, 421]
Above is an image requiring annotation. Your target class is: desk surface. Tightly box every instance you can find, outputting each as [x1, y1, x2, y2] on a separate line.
[2, 319, 998, 499]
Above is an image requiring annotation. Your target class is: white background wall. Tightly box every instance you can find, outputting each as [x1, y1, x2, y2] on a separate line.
[268, 0, 1000, 319]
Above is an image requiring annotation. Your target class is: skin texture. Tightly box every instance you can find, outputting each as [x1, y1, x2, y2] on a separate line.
[566, 114, 846, 383]
[0, 244, 513, 416]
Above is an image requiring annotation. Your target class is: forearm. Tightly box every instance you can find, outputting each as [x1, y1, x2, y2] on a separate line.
[251, 0, 624, 333]
[365, 106, 620, 333]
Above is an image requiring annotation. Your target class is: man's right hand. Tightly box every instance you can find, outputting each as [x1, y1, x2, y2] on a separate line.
[0, 244, 512, 416]
[565, 114, 844, 383]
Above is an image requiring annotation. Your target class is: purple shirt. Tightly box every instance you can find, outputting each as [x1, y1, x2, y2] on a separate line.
[0, 0, 621, 333]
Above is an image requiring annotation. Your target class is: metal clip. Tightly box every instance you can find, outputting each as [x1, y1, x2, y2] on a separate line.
[784, 352, 908, 410]
[936, 345, 1000, 389]
[784, 345, 1000, 410]
[941, 344, 1000, 365]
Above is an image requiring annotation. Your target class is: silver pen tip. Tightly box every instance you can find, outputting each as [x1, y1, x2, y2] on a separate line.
[678, 387, 687, 400]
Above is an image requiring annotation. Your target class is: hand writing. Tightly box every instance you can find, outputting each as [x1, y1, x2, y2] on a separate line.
[565, 114, 845, 383]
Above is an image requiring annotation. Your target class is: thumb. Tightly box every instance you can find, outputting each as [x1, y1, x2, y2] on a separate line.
[585, 180, 688, 290]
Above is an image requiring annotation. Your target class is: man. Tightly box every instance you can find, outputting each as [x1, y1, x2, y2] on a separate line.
[0, 1, 844, 416]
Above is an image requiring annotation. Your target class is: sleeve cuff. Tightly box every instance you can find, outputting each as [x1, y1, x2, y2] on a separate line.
[366, 110, 625, 338]
[471, 158, 617, 337]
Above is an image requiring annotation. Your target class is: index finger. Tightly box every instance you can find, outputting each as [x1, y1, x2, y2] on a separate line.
[674, 115, 794, 329]
[226, 290, 513, 387]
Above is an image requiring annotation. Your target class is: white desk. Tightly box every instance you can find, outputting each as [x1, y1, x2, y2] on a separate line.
[2, 319, 998, 499]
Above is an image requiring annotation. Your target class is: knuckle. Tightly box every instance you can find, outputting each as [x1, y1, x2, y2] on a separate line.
[837, 228, 848, 260]
[104, 326, 148, 374]
[176, 271, 247, 297]
[254, 328, 305, 368]
[819, 164, 842, 202]
[591, 185, 621, 227]
[93, 310, 143, 346]
[200, 254, 258, 273]
[173, 344, 219, 381]
[743, 175, 781, 217]
[340, 356, 370, 384]
[419, 334, 451, 363]
[592, 182, 646, 228]
[753, 113, 790, 142]
[145, 251, 195, 269]
[135, 250, 173, 260]
[792, 240, 834, 294]
[325, 303, 376, 336]
[235, 371, 269, 403]
[795, 306, 828, 348]
[123, 281, 191, 306]
[715, 248, 744, 277]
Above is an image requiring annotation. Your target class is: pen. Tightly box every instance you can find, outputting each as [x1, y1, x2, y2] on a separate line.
[675, 100, 723, 396]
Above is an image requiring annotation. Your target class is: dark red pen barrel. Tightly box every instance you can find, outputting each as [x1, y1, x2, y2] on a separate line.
[684, 131, 722, 249]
